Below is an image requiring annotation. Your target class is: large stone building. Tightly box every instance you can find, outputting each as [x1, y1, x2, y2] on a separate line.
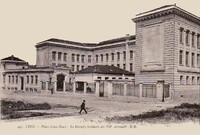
[0, 5, 200, 99]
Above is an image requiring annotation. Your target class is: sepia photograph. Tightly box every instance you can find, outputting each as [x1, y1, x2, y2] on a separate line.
[0, 0, 200, 134]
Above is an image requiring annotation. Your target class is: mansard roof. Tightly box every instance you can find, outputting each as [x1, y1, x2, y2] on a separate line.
[75, 65, 134, 76]
[35, 35, 135, 49]
[132, 4, 200, 25]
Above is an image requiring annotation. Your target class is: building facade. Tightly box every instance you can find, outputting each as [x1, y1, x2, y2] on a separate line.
[1, 5, 200, 98]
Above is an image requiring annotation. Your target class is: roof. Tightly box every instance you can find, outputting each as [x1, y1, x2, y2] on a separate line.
[1, 55, 26, 62]
[75, 65, 134, 76]
[35, 35, 135, 49]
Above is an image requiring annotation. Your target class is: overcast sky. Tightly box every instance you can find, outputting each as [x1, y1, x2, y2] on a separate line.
[0, 0, 200, 65]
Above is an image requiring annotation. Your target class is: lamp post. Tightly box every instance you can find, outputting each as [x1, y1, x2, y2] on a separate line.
[162, 80, 165, 102]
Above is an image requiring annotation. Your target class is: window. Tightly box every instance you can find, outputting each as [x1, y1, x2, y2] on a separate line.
[96, 55, 98, 63]
[179, 50, 183, 65]
[197, 77, 200, 85]
[3, 75, 5, 83]
[130, 50, 133, 59]
[71, 65, 75, 71]
[77, 65, 80, 71]
[63, 53, 67, 61]
[180, 27, 184, 43]
[192, 32, 195, 47]
[106, 54, 109, 61]
[101, 54, 103, 62]
[27, 76, 29, 84]
[111, 53, 114, 61]
[72, 54, 75, 62]
[31, 76, 34, 84]
[16, 76, 18, 84]
[130, 63, 133, 71]
[58, 52, 62, 61]
[192, 76, 195, 85]
[186, 30, 190, 45]
[197, 34, 200, 49]
[191, 53, 195, 67]
[52, 51, 56, 60]
[88, 55, 91, 63]
[117, 52, 120, 61]
[186, 76, 189, 85]
[186, 51, 189, 66]
[123, 51, 126, 60]
[123, 64, 126, 70]
[77, 54, 80, 62]
[180, 76, 183, 85]
[81, 65, 84, 70]
[197, 54, 200, 67]
[117, 64, 120, 68]
[81, 55, 85, 63]
[35, 76, 38, 84]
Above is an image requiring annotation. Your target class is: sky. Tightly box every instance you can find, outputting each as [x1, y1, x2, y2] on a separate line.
[0, 0, 200, 65]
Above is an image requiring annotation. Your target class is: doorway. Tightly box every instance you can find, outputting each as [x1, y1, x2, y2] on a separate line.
[57, 74, 65, 91]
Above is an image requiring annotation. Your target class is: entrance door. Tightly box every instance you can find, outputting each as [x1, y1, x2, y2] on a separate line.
[57, 74, 65, 91]
[20, 77, 24, 90]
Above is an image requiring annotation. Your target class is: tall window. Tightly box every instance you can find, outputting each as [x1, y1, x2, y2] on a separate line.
[58, 52, 62, 61]
[192, 76, 195, 85]
[180, 27, 184, 43]
[106, 54, 109, 61]
[197, 77, 200, 85]
[16, 76, 18, 84]
[27, 76, 29, 84]
[31, 76, 34, 84]
[180, 76, 183, 85]
[192, 32, 195, 47]
[63, 53, 67, 61]
[81, 65, 84, 70]
[197, 54, 200, 67]
[111, 53, 114, 61]
[81, 55, 85, 63]
[117, 52, 120, 61]
[123, 64, 126, 70]
[96, 55, 98, 63]
[197, 34, 200, 49]
[77, 54, 80, 62]
[130, 63, 133, 71]
[186, 51, 189, 66]
[101, 54, 103, 62]
[77, 65, 80, 71]
[52, 51, 56, 60]
[72, 54, 75, 62]
[179, 50, 183, 65]
[130, 50, 133, 59]
[186, 76, 189, 85]
[35, 75, 38, 84]
[123, 51, 126, 60]
[191, 53, 195, 67]
[71, 65, 74, 71]
[186, 30, 190, 45]
[117, 64, 120, 68]
[88, 55, 91, 63]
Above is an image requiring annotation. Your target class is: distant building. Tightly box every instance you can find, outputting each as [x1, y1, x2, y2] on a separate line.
[1, 5, 200, 99]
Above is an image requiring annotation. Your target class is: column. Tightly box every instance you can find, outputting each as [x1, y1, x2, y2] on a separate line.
[139, 83, 143, 98]
[124, 83, 127, 96]
[54, 81, 57, 93]
[107, 81, 113, 97]
[95, 81, 100, 97]
[156, 80, 164, 101]
[73, 82, 76, 93]
[125, 34, 130, 71]
[63, 81, 66, 92]
[84, 82, 87, 94]
[45, 81, 48, 91]
[169, 83, 172, 99]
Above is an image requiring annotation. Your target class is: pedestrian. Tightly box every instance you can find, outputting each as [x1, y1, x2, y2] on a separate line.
[79, 100, 87, 114]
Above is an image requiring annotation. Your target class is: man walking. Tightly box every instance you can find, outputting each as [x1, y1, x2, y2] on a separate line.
[79, 100, 87, 114]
